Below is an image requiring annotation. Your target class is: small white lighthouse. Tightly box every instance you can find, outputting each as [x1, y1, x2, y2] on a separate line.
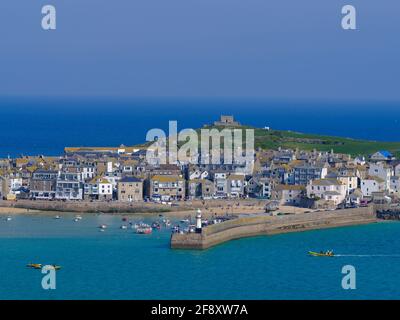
[195, 209, 202, 233]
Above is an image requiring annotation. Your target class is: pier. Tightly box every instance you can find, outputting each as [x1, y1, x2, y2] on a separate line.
[171, 207, 376, 250]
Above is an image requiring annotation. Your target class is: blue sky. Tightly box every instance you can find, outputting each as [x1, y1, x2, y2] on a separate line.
[0, 0, 398, 101]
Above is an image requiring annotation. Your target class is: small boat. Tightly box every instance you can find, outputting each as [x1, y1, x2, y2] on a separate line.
[122, 217, 127, 222]
[136, 227, 152, 234]
[308, 251, 335, 257]
[54, 215, 61, 219]
[151, 222, 161, 230]
[180, 219, 190, 223]
[120, 225, 128, 230]
[99, 224, 107, 229]
[27, 263, 42, 269]
[6, 217, 12, 221]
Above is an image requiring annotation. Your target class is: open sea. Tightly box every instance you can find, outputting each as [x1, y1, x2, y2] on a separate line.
[1, 97, 400, 299]
[1, 96, 400, 158]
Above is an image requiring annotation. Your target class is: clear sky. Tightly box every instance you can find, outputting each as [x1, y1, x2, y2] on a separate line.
[0, 0, 399, 101]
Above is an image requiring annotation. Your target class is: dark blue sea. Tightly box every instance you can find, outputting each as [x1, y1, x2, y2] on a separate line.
[1, 97, 400, 157]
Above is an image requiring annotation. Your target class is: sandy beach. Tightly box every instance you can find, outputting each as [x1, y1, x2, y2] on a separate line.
[0, 199, 313, 219]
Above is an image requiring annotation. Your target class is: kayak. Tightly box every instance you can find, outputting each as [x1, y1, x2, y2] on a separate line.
[308, 251, 335, 257]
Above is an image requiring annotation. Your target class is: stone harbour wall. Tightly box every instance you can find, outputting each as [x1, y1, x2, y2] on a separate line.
[170, 206, 376, 250]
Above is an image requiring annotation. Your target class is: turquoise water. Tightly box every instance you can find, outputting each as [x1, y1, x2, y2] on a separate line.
[1, 214, 400, 299]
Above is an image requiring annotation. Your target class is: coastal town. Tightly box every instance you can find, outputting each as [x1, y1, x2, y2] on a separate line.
[0, 116, 399, 215]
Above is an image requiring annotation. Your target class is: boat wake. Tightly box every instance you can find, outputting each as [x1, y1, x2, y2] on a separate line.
[335, 254, 400, 257]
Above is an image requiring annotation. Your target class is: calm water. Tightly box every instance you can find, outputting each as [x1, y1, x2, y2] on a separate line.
[0, 214, 399, 300]
[1, 97, 400, 157]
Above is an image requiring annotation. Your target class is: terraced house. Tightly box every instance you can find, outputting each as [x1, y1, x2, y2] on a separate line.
[56, 169, 84, 200]
[30, 169, 58, 200]
[306, 178, 347, 205]
[149, 175, 185, 201]
[117, 177, 143, 202]
[291, 163, 328, 185]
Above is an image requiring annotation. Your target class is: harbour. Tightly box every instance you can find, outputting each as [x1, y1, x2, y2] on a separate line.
[0, 211, 399, 300]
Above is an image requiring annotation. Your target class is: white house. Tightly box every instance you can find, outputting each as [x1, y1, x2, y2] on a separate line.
[8, 177, 23, 194]
[307, 178, 347, 205]
[271, 184, 305, 205]
[98, 178, 113, 200]
[337, 176, 358, 195]
[389, 176, 400, 196]
[368, 162, 392, 189]
[370, 150, 394, 162]
[361, 176, 386, 197]
[227, 174, 245, 198]
[260, 179, 272, 198]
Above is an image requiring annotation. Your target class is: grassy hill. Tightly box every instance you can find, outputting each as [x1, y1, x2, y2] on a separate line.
[199, 125, 400, 158]
[253, 128, 400, 157]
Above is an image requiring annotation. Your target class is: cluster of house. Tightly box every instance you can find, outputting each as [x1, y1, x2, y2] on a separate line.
[0, 140, 398, 208]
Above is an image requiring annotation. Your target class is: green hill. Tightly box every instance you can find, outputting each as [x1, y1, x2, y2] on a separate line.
[200, 125, 400, 158]
[253, 128, 400, 157]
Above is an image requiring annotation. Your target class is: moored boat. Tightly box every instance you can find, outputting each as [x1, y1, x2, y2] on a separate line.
[136, 227, 152, 234]
[151, 222, 161, 230]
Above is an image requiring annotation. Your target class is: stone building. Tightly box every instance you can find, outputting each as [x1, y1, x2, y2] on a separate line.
[117, 177, 143, 202]
[30, 169, 58, 200]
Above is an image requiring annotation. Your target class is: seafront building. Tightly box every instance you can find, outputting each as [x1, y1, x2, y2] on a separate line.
[117, 177, 143, 202]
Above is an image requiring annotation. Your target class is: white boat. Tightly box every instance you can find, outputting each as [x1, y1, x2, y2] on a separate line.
[54, 215, 61, 219]
[6, 217, 12, 221]
[120, 225, 128, 230]
[136, 227, 152, 234]
[99, 224, 107, 229]
[180, 219, 190, 223]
